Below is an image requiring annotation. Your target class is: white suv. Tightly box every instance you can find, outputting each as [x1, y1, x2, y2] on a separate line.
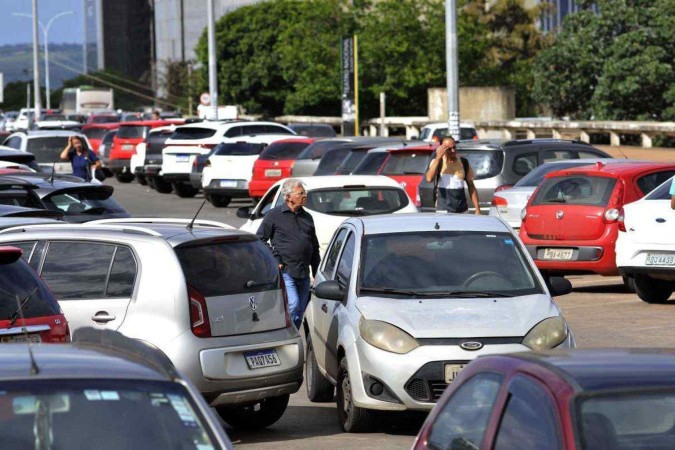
[417, 122, 478, 142]
[162, 121, 295, 197]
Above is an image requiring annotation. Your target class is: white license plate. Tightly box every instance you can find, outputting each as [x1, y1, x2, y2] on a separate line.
[646, 254, 675, 266]
[444, 364, 466, 383]
[542, 248, 574, 260]
[122, 144, 134, 151]
[265, 169, 282, 178]
[1, 334, 42, 343]
[219, 180, 237, 188]
[175, 155, 190, 162]
[244, 349, 280, 369]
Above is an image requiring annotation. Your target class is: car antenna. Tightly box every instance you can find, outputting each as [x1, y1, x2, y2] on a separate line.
[49, 160, 57, 186]
[186, 199, 208, 231]
[14, 289, 40, 375]
[400, 137, 407, 146]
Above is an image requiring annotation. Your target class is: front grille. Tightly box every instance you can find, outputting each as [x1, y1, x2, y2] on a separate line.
[406, 379, 429, 401]
[405, 361, 468, 403]
[429, 381, 449, 400]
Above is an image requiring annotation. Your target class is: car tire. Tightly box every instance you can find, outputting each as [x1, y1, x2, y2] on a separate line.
[136, 174, 147, 186]
[154, 177, 173, 194]
[173, 183, 198, 198]
[146, 176, 157, 190]
[207, 194, 231, 207]
[216, 394, 289, 430]
[115, 172, 135, 183]
[337, 357, 373, 433]
[622, 276, 636, 293]
[306, 335, 334, 402]
[634, 274, 672, 304]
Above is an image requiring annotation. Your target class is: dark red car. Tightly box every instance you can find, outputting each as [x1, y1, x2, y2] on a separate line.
[81, 123, 120, 155]
[0, 246, 69, 343]
[248, 137, 315, 199]
[413, 349, 675, 450]
[520, 161, 675, 279]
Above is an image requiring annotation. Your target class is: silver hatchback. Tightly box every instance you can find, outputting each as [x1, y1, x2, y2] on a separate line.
[0, 218, 303, 430]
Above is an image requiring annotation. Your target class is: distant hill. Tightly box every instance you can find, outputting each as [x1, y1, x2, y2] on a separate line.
[0, 43, 86, 90]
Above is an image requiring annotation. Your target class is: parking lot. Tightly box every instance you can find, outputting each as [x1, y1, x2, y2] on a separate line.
[110, 177, 675, 449]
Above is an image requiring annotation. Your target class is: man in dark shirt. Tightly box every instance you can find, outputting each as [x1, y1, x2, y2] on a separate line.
[257, 179, 320, 328]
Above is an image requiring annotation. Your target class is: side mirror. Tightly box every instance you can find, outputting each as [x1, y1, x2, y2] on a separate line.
[236, 206, 251, 219]
[547, 276, 572, 297]
[314, 280, 345, 301]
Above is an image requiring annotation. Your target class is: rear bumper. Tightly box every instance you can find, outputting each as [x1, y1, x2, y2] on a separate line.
[162, 173, 191, 183]
[524, 244, 618, 276]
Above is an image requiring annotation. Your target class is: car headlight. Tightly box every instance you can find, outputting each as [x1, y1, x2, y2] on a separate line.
[523, 317, 568, 350]
[359, 318, 419, 354]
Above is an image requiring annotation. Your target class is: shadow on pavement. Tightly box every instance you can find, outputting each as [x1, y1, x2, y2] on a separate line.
[572, 284, 629, 294]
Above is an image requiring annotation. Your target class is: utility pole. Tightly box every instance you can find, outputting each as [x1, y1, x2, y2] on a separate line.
[207, 0, 218, 119]
[445, 0, 459, 140]
[31, 0, 41, 120]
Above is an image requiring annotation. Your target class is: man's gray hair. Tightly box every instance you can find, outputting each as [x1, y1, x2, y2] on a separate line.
[281, 178, 305, 198]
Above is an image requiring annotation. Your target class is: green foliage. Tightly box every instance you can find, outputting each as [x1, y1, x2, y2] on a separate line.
[533, 0, 675, 120]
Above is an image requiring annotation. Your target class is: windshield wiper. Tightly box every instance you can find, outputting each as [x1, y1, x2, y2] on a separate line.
[9, 287, 38, 326]
[418, 290, 513, 298]
[359, 286, 422, 296]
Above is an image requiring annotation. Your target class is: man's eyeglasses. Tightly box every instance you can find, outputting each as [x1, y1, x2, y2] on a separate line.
[293, 190, 307, 197]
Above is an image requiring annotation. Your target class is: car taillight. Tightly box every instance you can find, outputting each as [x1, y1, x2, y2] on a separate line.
[188, 284, 211, 338]
[491, 196, 507, 207]
[279, 273, 293, 329]
[617, 207, 626, 232]
[494, 184, 512, 192]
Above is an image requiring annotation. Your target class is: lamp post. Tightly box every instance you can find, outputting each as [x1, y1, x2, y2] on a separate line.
[14, 10, 75, 110]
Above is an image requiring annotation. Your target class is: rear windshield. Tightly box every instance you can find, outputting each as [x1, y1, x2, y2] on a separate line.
[291, 125, 337, 137]
[42, 189, 128, 216]
[175, 239, 279, 296]
[213, 142, 266, 156]
[0, 192, 44, 209]
[91, 116, 119, 124]
[117, 125, 150, 139]
[258, 142, 310, 160]
[146, 132, 173, 155]
[305, 187, 409, 215]
[297, 140, 349, 160]
[102, 131, 117, 144]
[0, 379, 218, 449]
[82, 128, 110, 140]
[170, 127, 217, 141]
[335, 149, 369, 175]
[646, 177, 675, 200]
[425, 127, 477, 141]
[515, 162, 596, 187]
[381, 151, 432, 175]
[532, 176, 617, 206]
[0, 257, 60, 319]
[352, 153, 389, 175]
[314, 148, 350, 176]
[458, 149, 504, 180]
[27, 137, 78, 163]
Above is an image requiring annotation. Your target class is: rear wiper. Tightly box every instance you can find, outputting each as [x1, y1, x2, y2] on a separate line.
[359, 286, 421, 296]
[547, 198, 567, 203]
[419, 291, 513, 298]
[8, 287, 38, 326]
[245, 280, 272, 288]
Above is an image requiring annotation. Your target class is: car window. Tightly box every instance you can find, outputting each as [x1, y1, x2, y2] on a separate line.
[258, 142, 310, 160]
[636, 171, 675, 196]
[82, 128, 110, 140]
[543, 150, 574, 162]
[42, 189, 128, 216]
[41, 242, 116, 300]
[352, 153, 388, 175]
[0, 256, 60, 320]
[513, 153, 538, 176]
[223, 126, 243, 137]
[515, 161, 591, 187]
[106, 246, 137, 298]
[27, 137, 74, 163]
[305, 188, 409, 215]
[117, 125, 150, 139]
[427, 373, 503, 450]
[323, 228, 349, 277]
[296, 140, 348, 160]
[380, 151, 432, 175]
[532, 176, 617, 207]
[5, 137, 22, 149]
[335, 149, 370, 175]
[335, 232, 355, 287]
[314, 148, 350, 175]
[577, 150, 606, 159]
[256, 186, 280, 218]
[8, 241, 36, 262]
[171, 127, 217, 140]
[494, 376, 561, 450]
[458, 150, 504, 179]
[264, 124, 294, 135]
[213, 142, 265, 156]
[645, 177, 674, 200]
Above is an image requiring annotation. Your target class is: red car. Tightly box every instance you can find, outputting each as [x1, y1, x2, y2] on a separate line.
[87, 113, 119, 124]
[248, 137, 315, 199]
[81, 123, 120, 155]
[0, 246, 69, 343]
[109, 120, 184, 182]
[413, 349, 675, 450]
[520, 161, 675, 279]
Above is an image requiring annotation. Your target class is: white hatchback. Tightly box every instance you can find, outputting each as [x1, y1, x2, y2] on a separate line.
[304, 214, 574, 432]
[617, 176, 675, 303]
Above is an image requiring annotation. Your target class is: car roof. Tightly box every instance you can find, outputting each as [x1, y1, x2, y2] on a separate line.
[118, 120, 177, 127]
[346, 213, 512, 235]
[545, 161, 675, 179]
[25, 130, 85, 137]
[366, 143, 437, 153]
[222, 134, 295, 144]
[174, 120, 289, 131]
[0, 217, 63, 230]
[275, 175, 403, 190]
[510, 349, 675, 392]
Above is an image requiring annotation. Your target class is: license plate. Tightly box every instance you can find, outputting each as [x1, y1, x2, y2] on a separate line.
[444, 364, 466, 383]
[1, 334, 42, 343]
[265, 169, 282, 178]
[646, 254, 675, 266]
[542, 248, 574, 260]
[244, 349, 280, 369]
[122, 144, 134, 151]
[175, 155, 190, 162]
[219, 180, 237, 188]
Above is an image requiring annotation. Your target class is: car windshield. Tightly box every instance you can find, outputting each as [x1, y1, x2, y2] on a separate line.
[335, 149, 369, 175]
[532, 176, 617, 206]
[213, 142, 265, 156]
[457, 149, 504, 180]
[381, 151, 432, 175]
[0, 257, 60, 320]
[117, 125, 150, 139]
[42, 189, 128, 217]
[360, 231, 540, 297]
[0, 379, 218, 450]
[645, 177, 675, 200]
[352, 153, 389, 175]
[296, 140, 349, 160]
[258, 142, 310, 160]
[304, 187, 409, 216]
[515, 162, 594, 187]
[26, 137, 74, 163]
[577, 390, 675, 450]
[82, 128, 111, 140]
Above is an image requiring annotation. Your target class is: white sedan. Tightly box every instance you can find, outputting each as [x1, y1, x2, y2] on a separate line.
[617, 176, 675, 303]
[237, 175, 419, 255]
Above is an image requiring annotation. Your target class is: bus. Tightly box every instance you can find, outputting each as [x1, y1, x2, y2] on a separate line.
[60, 87, 114, 115]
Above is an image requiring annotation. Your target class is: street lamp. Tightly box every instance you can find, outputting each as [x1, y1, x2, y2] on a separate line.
[13, 10, 75, 110]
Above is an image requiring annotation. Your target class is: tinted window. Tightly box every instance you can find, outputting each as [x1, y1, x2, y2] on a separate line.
[213, 142, 265, 156]
[117, 125, 150, 139]
[41, 242, 115, 300]
[223, 126, 243, 137]
[290, 125, 336, 137]
[175, 239, 279, 296]
[256, 186, 280, 218]
[82, 128, 110, 140]
[5, 137, 22, 149]
[428, 373, 503, 450]
[352, 153, 388, 175]
[513, 153, 538, 176]
[297, 140, 350, 160]
[427, 127, 477, 142]
[543, 150, 573, 162]
[323, 228, 349, 277]
[381, 151, 432, 175]
[170, 127, 216, 140]
[494, 377, 561, 450]
[646, 177, 675, 200]
[27, 137, 75, 163]
[145, 132, 172, 155]
[578, 150, 607, 159]
[636, 171, 675, 196]
[458, 150, 504, 179]
[314, 148, 350, 175]
[102, 131, 117, 144]
[306, 188, 409, 216]
[532, 176, 617, 207]
[42, 189, 128, 216]
[0, 257, 60, 319]
[0, 192, 44, 209]
[515, 162, 594, 187]
[460, 127, 478, 140]
[335, 149, 369, 174]
[258, 142, 310, 160]
[335, 233, 355, 286]
[264, 125, 293, 135]
[241, 125, 267, 135]
[10, 241, 36, 262]
[106, 247, 136, 297]
[91, 115, 119, 124]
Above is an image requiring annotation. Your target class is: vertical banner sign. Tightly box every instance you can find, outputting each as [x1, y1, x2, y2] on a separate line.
[341, 36, 355, 136]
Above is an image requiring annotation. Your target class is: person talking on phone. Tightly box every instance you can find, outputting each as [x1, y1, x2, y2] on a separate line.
[59, 135, 102, 182]
[425, 136, 481, 214]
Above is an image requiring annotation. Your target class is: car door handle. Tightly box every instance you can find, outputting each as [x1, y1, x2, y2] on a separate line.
[321, 303, 328, 313]
[92, 312, 116, 323]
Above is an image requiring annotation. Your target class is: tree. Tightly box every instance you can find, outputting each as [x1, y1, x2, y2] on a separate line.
[1, 81, 44, 112]
[533, 0, 675, 120]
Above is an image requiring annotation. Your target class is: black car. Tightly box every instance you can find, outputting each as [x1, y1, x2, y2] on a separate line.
[287, 123, 337, 138]
[0, 147, 43, 172]
[417, 139, 613, 212]
[140, 128, 175, 193]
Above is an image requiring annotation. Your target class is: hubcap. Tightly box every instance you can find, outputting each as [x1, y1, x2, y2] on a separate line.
[342, 372, 352, 414]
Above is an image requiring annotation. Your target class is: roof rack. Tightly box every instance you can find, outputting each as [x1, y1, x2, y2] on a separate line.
[0, 223, 163, 237]
[72, 328, 179, 381]
[503, 138, 592, 147]
[87, 218, 234, 229]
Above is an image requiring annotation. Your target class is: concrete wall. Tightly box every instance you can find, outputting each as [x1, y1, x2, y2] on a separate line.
[428, 87, 516, 122]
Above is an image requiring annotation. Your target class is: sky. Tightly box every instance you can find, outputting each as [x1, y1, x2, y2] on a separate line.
[0, 0, 84, 46]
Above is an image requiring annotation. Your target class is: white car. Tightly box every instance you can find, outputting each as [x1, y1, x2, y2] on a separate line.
[35, 114, 81, 130]
[162, 121, 295, 197]
[2, 131, 95, 176]
[237, 175, 419, 256]
[202, 134, 294, 207]
[416, 122, 478, 142]
[617, 176, 675, 303]
[304, 213, 574, 432]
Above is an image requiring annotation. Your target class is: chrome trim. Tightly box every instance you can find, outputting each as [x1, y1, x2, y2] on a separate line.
[0, 324, 50, 336]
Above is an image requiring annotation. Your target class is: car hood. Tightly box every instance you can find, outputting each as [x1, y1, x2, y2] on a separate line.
[355, 293, 559, 338]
